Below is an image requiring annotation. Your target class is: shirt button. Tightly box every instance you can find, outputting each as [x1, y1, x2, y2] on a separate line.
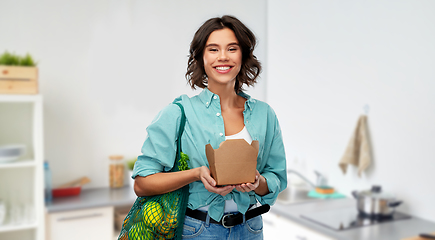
[206, 102, 209, 105]
[219, 133, 224, 136]
[246, 120, 249, 123]
[213, 96, 218, 100]
[216, 113, 220, 116]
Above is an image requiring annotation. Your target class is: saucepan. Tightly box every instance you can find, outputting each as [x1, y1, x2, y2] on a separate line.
[352, 185, 402, 218]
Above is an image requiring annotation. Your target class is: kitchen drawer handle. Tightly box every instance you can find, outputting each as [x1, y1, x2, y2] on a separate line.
[57, 213, 103, 222]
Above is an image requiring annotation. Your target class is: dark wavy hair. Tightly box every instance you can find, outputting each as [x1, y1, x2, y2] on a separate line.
[185, 15, 262, 93]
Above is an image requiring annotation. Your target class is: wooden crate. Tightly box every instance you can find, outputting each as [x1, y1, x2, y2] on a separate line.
[0, 66, 38, 94]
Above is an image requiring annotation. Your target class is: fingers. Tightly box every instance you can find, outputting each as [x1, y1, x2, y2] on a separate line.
[235, 171, 261, 193]
[204, 182, 234, 196]
[197, 166, 214, 186]
[202, 173, 216, 187]
[212, 185, 235, 196]
[198, 166, 235, 196]
[198, 166, 264, 196]
[235, 183, 255, 192]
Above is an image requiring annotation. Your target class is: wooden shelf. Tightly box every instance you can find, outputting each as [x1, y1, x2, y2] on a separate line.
[0, 159, 36, 169]
[0, 222, 38, 233]
[0, 94, 41, 103]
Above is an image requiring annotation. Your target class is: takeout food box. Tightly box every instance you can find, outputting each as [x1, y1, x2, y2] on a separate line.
[206, 139, 259, 186]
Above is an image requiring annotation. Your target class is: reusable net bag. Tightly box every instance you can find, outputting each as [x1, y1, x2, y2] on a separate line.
[118, 103, 189, 240]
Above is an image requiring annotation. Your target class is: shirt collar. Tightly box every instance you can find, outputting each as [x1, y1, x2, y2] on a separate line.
[198, 88, 215, 108]
[237, 91, 256, 111]
[199, 88, 256, 110]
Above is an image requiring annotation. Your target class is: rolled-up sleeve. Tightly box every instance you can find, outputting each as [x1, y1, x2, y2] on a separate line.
[132, 104, 182, 179]
[256, 110, 287, 205]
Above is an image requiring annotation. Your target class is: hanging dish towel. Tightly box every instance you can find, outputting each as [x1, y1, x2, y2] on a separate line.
[339, 115, 372, 177]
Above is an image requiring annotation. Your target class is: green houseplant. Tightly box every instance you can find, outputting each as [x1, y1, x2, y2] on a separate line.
[0, 51, 37, 66]
[126, 158, 137, 171]
[126, 158, 137, 188]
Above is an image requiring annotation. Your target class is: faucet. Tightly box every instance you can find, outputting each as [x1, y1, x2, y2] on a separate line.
[287, 169, 326, 189]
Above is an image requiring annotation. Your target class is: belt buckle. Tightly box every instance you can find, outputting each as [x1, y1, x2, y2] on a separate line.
[221, 213, 234, 228]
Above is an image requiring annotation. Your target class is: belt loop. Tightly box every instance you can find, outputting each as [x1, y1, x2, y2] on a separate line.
[243, 214, 246, 223]
[205, 212, 210, 227]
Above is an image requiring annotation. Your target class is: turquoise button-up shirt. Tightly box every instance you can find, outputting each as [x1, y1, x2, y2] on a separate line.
[133, 88, 287, 222]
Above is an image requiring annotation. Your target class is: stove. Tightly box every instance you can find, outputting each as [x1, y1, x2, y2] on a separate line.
[301, 208, 411, 231]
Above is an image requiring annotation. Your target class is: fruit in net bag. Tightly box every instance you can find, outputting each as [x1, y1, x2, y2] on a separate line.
[142, 201, 163, 228]
[118, 231, 129, 240]
[128, 222, 145, 240]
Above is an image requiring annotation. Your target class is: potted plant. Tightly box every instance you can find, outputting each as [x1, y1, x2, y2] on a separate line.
[0, 51, 38, 94]
[126, 158, 137, 187]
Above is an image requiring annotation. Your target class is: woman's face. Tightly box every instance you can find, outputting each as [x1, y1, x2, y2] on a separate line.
[203, 28, 242, 90]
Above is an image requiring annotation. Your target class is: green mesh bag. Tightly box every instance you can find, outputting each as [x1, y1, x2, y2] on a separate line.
[118, 103, 189, 240]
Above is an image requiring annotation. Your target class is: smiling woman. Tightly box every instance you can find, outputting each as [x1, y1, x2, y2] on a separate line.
[131, 15, 286, 240]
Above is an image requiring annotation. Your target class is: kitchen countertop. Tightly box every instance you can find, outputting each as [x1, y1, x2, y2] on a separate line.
[45, 187, 435, 239]
[45, 186, 137, 213]
[270, 198, 435, 240]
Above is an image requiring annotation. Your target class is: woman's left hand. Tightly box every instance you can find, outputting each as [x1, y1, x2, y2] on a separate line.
[235, 170, 261, 193]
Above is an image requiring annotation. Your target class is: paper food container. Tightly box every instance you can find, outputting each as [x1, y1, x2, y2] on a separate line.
[206, 139, 259, 186]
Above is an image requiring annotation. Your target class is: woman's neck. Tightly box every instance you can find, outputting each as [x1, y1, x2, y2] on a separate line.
[208, 85, 242, 110]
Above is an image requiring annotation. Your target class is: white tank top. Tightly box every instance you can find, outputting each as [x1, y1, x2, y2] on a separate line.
[225, 126, 253, 144]
[198, 126, 253, 213]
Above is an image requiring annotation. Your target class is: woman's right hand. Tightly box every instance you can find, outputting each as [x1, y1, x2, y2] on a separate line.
[198, 166, 234, 196]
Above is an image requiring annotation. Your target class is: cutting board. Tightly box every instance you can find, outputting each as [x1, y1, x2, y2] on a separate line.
[402, 232, 435, 240]
[57, 176, 90, 188]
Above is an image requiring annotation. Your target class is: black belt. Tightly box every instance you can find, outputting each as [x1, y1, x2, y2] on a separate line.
[185, 204, 270, 228]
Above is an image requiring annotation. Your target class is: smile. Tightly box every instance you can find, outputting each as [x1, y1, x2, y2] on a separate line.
[215, 66, 231, 71]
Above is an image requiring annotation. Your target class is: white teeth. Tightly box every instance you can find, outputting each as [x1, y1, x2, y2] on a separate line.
[216, 66, 230, 71]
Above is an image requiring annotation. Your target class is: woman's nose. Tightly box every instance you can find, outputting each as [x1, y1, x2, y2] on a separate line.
[217, 52, 229, 61]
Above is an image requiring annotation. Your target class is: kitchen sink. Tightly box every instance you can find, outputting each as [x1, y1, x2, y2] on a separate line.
[276, 169, 328, 205]
[277, 184, 325, 205]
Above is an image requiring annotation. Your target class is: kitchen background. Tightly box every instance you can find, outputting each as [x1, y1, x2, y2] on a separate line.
[1, 0, 434, 227]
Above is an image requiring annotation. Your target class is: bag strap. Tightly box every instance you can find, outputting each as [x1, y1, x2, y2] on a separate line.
[173, 102, 186, 171]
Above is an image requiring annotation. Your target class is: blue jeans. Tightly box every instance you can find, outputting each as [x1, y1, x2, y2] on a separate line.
[182, 214, 263, 240]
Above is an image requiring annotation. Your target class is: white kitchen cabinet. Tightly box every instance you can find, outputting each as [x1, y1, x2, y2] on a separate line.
[263, 209, 288, 239]
[0, 94, 45, 240]
[263, 211, 334, 240]
[46, 206, 114, 240]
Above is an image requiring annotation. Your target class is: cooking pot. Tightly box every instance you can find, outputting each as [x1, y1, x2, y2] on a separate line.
[352, 185, 402, 219]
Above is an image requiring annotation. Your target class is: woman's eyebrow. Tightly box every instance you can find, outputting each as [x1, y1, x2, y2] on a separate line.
[205, 43, 219, 48]
[205, 42, 239, 48]
[228, 42, 239, 47]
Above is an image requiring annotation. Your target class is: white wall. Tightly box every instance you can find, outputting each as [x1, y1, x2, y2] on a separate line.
[0, 0, 267, 188]
[267, 0, 435, 222]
